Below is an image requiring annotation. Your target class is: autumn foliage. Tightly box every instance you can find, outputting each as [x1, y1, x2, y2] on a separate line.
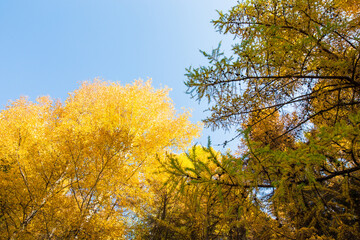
[0, 80, 200, 239]
[162, 0, 360, 239]
[1, 0, 360, 239]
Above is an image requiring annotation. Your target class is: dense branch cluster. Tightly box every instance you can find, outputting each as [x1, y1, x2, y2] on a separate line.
[186, 0, 360, 136]
[153, 0, 360, 239]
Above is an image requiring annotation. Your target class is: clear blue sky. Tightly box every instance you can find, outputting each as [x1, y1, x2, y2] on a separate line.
[0, 0, 237, 150]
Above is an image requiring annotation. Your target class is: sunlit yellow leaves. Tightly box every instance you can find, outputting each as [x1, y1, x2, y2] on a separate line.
[335, 0, 360, 16]
[0, 79, 200, 239]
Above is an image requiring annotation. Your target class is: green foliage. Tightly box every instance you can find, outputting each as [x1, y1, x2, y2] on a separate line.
[158, 0, 360, 239]
[161, 112, 360, 239]
[186, 0, 360, 134]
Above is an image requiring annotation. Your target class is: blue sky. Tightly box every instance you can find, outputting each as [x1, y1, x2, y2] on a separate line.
[0, 0, 237, 150]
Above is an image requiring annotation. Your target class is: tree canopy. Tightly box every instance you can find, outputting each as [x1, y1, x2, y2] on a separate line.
[158, 0, 360, 239]
[0, 80, 200, 239]
[1, 0, 360, 239]
[186, 0, 360, 137]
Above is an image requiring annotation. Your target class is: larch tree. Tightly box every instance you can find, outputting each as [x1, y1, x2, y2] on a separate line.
[186, 0, 360, 134]
[163, 0, 360, 239]
[136, 145, 258, 240]
[0, 79, 200, 239]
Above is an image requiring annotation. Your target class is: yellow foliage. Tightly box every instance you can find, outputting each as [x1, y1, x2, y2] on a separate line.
[0, 79, 200, 239]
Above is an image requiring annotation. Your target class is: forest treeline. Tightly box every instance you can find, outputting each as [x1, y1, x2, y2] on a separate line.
[1, 0, 359, 239]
